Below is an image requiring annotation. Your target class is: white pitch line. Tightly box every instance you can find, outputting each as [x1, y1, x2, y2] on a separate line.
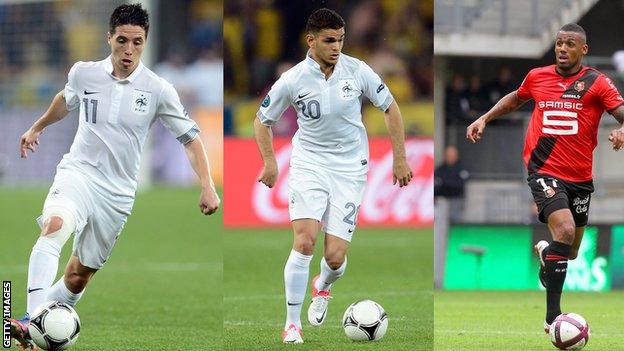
[225, 290, 432, 301]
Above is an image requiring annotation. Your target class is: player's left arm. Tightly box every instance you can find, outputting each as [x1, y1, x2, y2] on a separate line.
[156, 81, 220, 215]
[384, 100, 413, 187]
[359, 62, 412, 187]
[608, 105, 624, 151]
[599, 75, 624, 151]
[184, 136, 220, 215]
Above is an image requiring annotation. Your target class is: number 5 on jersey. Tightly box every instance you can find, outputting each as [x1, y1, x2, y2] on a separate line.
[83, 98, 98, 124]
[542, 110, 577, 135]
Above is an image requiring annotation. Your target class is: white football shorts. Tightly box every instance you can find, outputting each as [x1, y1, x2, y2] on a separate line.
[40, 169, 133, 269]
[288, 165, 366, 242]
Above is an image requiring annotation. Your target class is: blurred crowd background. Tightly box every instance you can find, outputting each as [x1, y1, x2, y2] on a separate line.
[0, 0, 223, 187]
[223, 0, 433, 137]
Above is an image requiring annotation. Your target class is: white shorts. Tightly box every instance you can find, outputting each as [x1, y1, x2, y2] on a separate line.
[40, 169, 133, 269]
[288, 166, 366, 242]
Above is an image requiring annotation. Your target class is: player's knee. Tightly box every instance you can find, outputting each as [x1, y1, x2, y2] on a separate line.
[294, 235, 316, 255]
[325, 254, 345, 270]
[40, 209, 76, 248]
[64, 271, 90, 294]
[552, 222, 575, 244]
[42, 216, 64, 236]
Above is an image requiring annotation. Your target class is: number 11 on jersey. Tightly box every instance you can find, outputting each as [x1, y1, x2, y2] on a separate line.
[83, 98, 98, 124]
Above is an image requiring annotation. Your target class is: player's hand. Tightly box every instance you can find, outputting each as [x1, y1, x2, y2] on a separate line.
[258, 160, 278, 188]
[393, 158, 413, 187]
[199, 185, 220, 215]
[20, 127, 43, 158]
[466, 117, 486, 143]
[608, 128, 624, 151]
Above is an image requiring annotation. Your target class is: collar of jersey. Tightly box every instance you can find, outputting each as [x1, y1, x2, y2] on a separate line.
[554, 64, 584, 78]
[104, 56, 144, 83]
[305, 50, 341, 79]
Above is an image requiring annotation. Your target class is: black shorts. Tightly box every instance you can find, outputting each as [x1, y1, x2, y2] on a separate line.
[527, 173, 594, 227]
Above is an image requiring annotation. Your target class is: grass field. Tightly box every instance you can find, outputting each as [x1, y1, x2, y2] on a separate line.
[223, 228, 433, 350]
[435, 290, 624, 350]
[1, 187, 222, 351]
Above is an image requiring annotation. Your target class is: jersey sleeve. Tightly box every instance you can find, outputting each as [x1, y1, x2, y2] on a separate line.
[157, 81, 200, 145]
[516, 70, 533, 101]
[596, 75, 624, 112]
[358, 62, 393, 111]
[63, 62, 82, 111]
[256, 75, 291, 126]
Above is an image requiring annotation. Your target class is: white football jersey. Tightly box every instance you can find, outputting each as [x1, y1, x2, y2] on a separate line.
[59, 57, 198, 199]
[257, 52, 393, 175]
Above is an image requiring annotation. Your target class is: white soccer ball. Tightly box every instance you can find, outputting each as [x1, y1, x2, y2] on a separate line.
[342, 300, 388, 341]
[28, 301, 81, 351]
[549, 313, 590, 350]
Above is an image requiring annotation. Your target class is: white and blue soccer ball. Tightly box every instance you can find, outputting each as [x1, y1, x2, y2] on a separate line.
[28, 301, 81, 351]
[342, 300, 388, 341]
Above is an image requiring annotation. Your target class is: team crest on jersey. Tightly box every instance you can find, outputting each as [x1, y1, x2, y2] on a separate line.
[574, 81, 585, 92]
[132, 89, 151, 115]
[340, 79, 358, 100]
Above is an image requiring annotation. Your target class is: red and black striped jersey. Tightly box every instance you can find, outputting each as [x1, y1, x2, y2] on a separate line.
[517, 65, 624, 182]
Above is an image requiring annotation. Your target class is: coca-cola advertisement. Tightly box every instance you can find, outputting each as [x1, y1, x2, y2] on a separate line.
[224, 137, 433, 228]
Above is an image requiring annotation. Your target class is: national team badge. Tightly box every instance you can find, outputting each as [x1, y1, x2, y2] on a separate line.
[339, 79, 358, 100]
[544, 186, 556, 198]
[132, 89, 151, 115]
[574, 81, 585, 92]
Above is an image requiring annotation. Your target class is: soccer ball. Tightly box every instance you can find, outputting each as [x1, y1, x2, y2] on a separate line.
[342, 300, 388, 341]
[549, 313, 590, 350]
[28, 301, 81, 351]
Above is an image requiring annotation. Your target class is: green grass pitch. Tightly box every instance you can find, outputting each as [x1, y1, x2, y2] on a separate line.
[223, 228, 433, 350]
[435, 290, 624, 350]
[1, 187, 222, 351]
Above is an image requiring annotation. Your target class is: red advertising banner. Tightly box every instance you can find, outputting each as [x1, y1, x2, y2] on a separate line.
[224, 137, 433, 228]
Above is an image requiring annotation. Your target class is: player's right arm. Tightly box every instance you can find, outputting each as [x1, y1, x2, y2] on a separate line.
[466, 90, 528, 143]
[254, 75, 291, 188]
[21, 62, 82, 158]
[467, 69, 535, 143]
[20, 90, 70, 158]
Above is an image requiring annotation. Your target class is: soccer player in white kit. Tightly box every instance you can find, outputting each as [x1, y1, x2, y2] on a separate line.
[254, 9, 413, 344]
[10, 4, 220, 349]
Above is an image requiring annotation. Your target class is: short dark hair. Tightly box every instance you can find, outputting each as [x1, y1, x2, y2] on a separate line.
[559, 23, 586, 40]
[109, 3, 150, 36]
[306, 8, 345, 33]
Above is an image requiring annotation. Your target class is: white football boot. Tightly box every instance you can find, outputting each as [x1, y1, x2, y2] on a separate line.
[534, 240, 549, 288]
[307, 275, 332, 326]
[544, 320, 551, 334]
[281, 324, 303, 344]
